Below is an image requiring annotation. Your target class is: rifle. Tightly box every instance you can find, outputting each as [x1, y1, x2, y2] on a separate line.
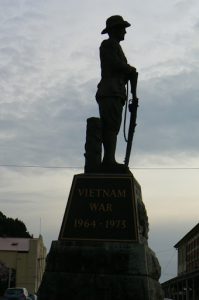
[124, 71, 139, 167]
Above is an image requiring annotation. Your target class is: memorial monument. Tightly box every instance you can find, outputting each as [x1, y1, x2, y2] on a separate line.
[38, 15, 164, 299]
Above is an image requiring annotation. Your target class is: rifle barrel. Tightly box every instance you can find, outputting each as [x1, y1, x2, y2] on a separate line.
[124, 98, 138, 167]
[124, 72, 139, 167]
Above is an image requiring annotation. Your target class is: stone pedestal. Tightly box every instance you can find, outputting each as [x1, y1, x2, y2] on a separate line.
[38, 173, 164, 299]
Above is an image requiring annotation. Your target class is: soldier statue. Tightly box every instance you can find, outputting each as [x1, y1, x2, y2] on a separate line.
[96, 15, 137, 169]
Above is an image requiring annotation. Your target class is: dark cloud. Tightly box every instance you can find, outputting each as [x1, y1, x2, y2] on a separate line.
[132, 68, 199, 155]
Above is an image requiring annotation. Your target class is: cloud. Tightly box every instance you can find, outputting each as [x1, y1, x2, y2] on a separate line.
[0, 77, 98, 167]
[0, 0, 198, 170]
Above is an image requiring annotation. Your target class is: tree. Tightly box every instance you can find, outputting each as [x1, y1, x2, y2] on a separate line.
[0, 211, 31, 238]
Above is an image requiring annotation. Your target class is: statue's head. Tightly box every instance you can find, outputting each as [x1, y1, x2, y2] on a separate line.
[101, 15, 131, 35]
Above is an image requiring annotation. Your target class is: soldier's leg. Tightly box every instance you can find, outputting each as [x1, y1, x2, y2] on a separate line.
[99, 97, 123, 165]
[102, 130, 117, 164]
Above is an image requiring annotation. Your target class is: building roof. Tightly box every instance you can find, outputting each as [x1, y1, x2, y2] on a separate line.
[0, 237, 30, 252]
[162, 269, 199, 286]
[174, 223, 199, 249]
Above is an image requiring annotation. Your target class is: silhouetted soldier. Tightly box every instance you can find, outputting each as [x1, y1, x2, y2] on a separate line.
[96, 15, 137, 168]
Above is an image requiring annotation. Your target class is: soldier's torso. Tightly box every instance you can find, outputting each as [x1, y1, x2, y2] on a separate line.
[96, 38, 129, 100]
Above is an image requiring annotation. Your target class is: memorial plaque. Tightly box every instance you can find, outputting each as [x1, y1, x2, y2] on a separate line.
[59, 174, 138, 241]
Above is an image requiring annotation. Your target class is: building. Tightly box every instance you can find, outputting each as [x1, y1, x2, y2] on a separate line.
[0, 235, 46, 294]
[162, 223, 199, 300]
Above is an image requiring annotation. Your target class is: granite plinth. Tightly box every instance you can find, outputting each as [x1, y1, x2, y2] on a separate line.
[38, 174, 163, 300]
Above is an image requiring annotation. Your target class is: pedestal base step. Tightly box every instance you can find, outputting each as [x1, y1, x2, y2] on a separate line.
[39, 272, 162, 300]
[38, 241, 163, 300]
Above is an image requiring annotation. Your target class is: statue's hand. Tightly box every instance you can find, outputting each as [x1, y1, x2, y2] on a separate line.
[130, 66, 137, 73]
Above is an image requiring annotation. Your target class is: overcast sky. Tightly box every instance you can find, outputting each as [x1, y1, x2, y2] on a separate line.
[0, 0, 199, 283]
